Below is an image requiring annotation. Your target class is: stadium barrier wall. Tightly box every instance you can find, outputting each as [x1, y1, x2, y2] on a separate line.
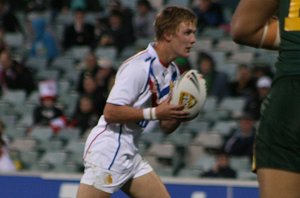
[0, 172, 259, 198]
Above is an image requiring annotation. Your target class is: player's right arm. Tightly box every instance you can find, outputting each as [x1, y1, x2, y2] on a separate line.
[103, 101, 188, 124]
[231, 0, 279, 50]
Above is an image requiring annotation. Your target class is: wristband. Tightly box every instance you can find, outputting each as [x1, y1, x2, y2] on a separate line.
[143, 108, 152, 120]
[151, 108, 157, 120]
[259, 23, 268, 48]
[259, 20, 280, 48]
[143, 108, 157, 120]
[274, 24, 280, 47]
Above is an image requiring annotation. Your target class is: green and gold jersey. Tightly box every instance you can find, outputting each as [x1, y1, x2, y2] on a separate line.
[276, 0, 300, 77]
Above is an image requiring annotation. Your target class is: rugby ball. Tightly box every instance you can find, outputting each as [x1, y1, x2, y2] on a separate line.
[170, 69, 207, 120]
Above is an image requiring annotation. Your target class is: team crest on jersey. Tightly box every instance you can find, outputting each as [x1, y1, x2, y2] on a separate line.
[179, 91, 197, 109]
[104, 173, 113, 185]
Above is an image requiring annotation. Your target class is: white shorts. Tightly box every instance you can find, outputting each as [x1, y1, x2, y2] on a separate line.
[80, 153, 153, 194]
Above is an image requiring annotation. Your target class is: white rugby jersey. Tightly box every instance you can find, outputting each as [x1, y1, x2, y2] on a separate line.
[83, 43, 180, 172]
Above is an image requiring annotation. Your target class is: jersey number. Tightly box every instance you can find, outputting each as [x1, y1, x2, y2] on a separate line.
[285, 0, 300, 31]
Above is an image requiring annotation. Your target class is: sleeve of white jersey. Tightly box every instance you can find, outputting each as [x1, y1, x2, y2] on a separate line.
[107, 61, 148, 106]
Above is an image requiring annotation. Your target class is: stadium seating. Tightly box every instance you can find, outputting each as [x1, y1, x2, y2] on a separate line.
[70, 46, 90, 62]
[20, 151, 40, 170]
[184, 144, 206, 168]
[230, 156, 251, 172]
[164, 131, 193, 147]
[56, 128, 81, 143]
[4, 33, 24, 49]
[0, 114, 17, 128]
[26, 57, 48, 72]
[1, 90, 27, 107]
[51, 56, 75, 74]
[166, 0, 190, 6]
[64, 140, 85, 171]
[215, 39, 240, 52]
[36, 69, 60, 81]
[10, 138, 37, 152]
[177, 167, 202, 178]
[5, 127, 27, 141]
[193, 154, 216, 172]
[36, 151, 68, 172]
[211, 120, 237, 136]
[95, 46, 117, 61]
[193, 38, 213, 52]
[193, 132, 223, 150]
[29, 126, 53, 143]
[219, 97, 246, 116]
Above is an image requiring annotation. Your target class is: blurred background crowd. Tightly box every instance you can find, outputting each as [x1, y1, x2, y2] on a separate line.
[0, 0, 277, 180]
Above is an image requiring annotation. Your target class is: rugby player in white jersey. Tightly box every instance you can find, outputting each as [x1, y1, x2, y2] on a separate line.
[77, 6, 197, 198]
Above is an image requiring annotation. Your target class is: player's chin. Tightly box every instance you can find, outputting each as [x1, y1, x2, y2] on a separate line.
[180, 52, 190, 58]
[181, 49, 191, 57]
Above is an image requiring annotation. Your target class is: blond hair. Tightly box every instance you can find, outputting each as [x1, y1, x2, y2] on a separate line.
[154, 6, 197, 41]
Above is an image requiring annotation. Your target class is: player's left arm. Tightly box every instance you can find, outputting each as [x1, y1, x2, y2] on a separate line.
[156, 97, 187, 134]
[157, 99, 186, 134]
[231, 0, 279, 50]
[159, 119, 181, 134]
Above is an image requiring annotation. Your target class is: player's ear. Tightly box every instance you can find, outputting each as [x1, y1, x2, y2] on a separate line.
[163, 31, 172, 42]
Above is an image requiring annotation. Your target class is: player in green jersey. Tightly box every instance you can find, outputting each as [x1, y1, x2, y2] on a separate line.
[231, 0, 300, 198]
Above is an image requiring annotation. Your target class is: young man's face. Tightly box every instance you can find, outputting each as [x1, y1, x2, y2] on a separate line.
[170, 22, 196, 58]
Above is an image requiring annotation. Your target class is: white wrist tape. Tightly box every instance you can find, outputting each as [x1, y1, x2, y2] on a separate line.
[151, 108, 157, 120]
[274, 24, 280, 47]
[143, 108, 152, 120]
[259, 20, 280, 48]
[259, 23, 268, 48]
[143, 108, 157, 120]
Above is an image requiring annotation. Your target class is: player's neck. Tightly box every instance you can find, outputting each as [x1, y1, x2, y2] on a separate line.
[154, 42, 175, 67]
